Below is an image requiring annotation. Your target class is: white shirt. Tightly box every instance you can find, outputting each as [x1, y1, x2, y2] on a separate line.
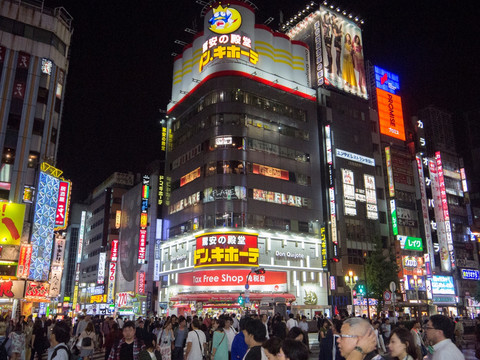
[187, 330, 206, 360]
[430, 338, 464, 360]
[286, 318, 298, 331]
[224, 327, 237, 351]
[263, 322, 269, 339]
[298, 321, 308, 332]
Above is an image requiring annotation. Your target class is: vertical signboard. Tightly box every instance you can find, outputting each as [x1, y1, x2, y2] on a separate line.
[325, 125, 338, 260]
[320, 227, 327, 268]
[429, 159, 451, 272]
[138, 176, 150, 264]
[390, 199, 398, 236]
[54, 180, 71, 230]
[364, 174, 378, 220]
[107, 239, 119, 304]
[72, 210, 86, 311]
[435, 152, 455, 270]
[17, 244, 32, 279]
[416, 155, 435, 272]
[385, 147, 395, 197]
[97, 252, 106, 285]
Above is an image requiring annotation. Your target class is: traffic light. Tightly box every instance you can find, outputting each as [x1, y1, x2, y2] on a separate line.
[254, 268, 265, 275]
[356, 282, 366, 296]
[237, 295, 244, 305]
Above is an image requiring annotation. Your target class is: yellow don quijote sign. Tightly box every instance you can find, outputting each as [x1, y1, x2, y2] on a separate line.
[0, 202, 25, 245]
[208, 5, 242, 34]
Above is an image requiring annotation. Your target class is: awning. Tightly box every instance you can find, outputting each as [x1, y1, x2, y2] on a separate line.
[170, 292, 296, 302]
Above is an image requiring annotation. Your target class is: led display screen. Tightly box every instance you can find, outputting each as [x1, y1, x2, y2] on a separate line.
[0, 202, 25, 246]
[431, 275, 455, 295]
[374, 66, 400, 95]
[377, 88, 405, 141]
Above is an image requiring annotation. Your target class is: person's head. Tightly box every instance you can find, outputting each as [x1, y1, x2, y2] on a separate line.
[262, 314, 268, 323]
[225, 317, 232, 328]
[51, 321, 71, 346]
[279, 338, 309, 360]
[373, 321, 380, 329]
[289, 313, 294, 319]
[345, 33, 351, 44]
[143, 333, 157, 351]
[332, 319, 342, 335]
[85, 321, 94, 333]
[123, 321, 136, 341]
[112, 323, 119, 332]
[425, 315, 454, 345]
[388, 328, 417, 360]
[322, 319, 331, 329]
[239, 316, 249, 331]
[215, 318, 225, 332]
[178, 317, 186, 328]
[287, 327, 304, 342]
[138, 320, 144, 328]
[301, 316, 307, 322]
[354, 35, 361, 45]
[338, 318, 373, 358]
[243, 319, 266, 347]
[163, 319, 172, 330]
[0, 319, 7, 336]
[263, 337, 283, 360]
[192, 318, 201, 329]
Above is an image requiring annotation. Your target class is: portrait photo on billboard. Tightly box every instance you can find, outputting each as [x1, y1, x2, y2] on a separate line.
[320, 7, 367, 99]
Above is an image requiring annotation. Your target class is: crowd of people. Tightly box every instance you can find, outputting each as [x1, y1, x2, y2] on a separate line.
[0, 312, 475, 360]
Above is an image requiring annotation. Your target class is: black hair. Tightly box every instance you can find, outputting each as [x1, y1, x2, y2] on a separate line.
[244, 319, 266, 342]
[332, 319, 343, 334]
[282, 338, 309, 360]
[123, 320, 136, 330]
[430, 315, 454, 340]
[143, 333, 157, 350]
[52, 321, 71, 344]
[215, 318, 225, 331]
[262, 336, 282, 355]
[287, 327, 304, 341]
[390, 327, 417, 360]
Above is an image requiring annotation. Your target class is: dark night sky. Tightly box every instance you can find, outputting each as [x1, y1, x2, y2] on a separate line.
[43, 0, 480, 202]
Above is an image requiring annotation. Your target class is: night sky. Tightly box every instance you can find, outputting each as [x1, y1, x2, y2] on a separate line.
[43, 0, 479, 202]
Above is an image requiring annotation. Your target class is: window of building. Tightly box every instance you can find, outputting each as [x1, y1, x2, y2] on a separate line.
[37, 87, 49, 104]
[379, 211, 387, 224]
[376, 187, 385, 200]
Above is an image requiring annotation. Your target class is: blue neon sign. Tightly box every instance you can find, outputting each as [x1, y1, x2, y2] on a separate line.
[461, 269, 480, 280]
[374, 66, 400, 95]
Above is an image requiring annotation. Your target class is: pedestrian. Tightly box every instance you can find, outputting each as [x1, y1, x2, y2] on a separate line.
[48, 321, 71, 360]
[231, 317, 250, 360]
[30, 318, 47, 360]
[243, 318, 267, 360]
[261, 315, 270, 340]
[138, 334, 161, 360]
[286, 327, 308, 350]
[409, 320, 424, 359]
[104, 323, 123, 360]
[424, 315, 464, 360]
[286, 314, 298, 332]
[172, 317, 188, 360]
[158, 320, 174, 360]
[380, 319, 391, 345]
[454, 318, 464, 349]
[272, 316, 287, 340]
[388, 328, 417, 360]
[78, 321, 96, 360]
[337, 318, 386, 360]
[108, 320, 142, 360]
[185, 319, 206, 360]
[262, 336, 283, 359]
[224, 317, 237, 358]
[9, 323, 25, 360]
[24, 318, 33, 360]
[0, 318, 12, 360]
[210, 318, 228, 360]
[279, 338, 308, 360]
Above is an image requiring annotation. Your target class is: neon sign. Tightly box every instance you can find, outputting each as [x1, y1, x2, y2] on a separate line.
[208, 5, 242, 34]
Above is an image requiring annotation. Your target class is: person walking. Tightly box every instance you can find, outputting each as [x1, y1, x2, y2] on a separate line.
[78, 321, 96, 360]
[108, 321, 142, 360]
[211, 318, 228, 360]
[185, 319, 206, 360]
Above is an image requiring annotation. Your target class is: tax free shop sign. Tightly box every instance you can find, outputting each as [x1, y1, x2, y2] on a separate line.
[177, 269, 287, 292]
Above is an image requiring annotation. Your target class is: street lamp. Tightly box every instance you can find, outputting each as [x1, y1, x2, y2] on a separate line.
[345, 271, 358, 316]
[409, 275, 422, 318]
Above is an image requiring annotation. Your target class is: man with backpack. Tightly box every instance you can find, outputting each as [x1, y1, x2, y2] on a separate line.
[48, 321, 71, 360]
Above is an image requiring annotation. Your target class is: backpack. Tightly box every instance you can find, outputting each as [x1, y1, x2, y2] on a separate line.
[0, 337, 8, 360]
[81, 336, 92, 347]
[52, 344, 77, 360]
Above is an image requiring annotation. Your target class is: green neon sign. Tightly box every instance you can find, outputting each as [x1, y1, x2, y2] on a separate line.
[390, 200, 398, 236]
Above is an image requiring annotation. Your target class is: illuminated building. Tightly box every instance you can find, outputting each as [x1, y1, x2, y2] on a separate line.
[0, 1, 72, 204]
[413, 106, 478, 316]
[75, 172, 134, 314]
[160, 2, 329, 316]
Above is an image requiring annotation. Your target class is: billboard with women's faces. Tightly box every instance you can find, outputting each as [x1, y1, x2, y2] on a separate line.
[319, 8, 367, 99]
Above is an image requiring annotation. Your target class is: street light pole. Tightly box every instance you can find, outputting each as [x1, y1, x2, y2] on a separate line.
[345, 271, 358, 317]
[409, 275, 422, 318]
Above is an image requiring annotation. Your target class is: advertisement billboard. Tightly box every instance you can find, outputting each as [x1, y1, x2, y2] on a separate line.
[30, 171, 60, 281]
[431, 275, 455, 295]
[194, 232, 259, 268]
[377, 88, 405, 141]
[54, 180, 71, 230]
[374, 66, 400, 95]
[0, 202, 25, 246]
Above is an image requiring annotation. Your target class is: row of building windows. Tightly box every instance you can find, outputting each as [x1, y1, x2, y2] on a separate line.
[88, 218, 104, 231]
[167, 212, 313, 238]
[173, 112, 309, 148]
[86, 232, 102, 245]
[172, 88, 307, 133]
[0, 16, 67, 55]
[171, 161, 311, 190]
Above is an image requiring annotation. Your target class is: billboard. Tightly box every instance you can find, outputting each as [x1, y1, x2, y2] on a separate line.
[376, 88, 405, 141]
[431, 275, 455, 295]
[169, 3, 314, 110]
[0, 202, 25, 246]
[194, 232, 259, 268]
[374, 66, 400, 95]
[54, 180, 71, 230]
[30, 171, 60, 281]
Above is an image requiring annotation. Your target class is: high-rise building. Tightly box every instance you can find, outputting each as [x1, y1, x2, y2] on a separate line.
[0, 0, 73, 205]
[159, 2, 329, 316]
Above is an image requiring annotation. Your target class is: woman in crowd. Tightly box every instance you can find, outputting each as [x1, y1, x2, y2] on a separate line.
[388, 327, 418, 360]
[158, 319, 175, 360]
[211, 318, 228, 360]
[139, 334, 161, 360]
[78, 321, 96, 360]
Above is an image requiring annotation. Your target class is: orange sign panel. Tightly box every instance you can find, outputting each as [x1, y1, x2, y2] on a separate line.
[376, 88, 405, 141]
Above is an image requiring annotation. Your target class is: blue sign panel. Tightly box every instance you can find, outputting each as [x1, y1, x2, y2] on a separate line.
[431, 275, 455, 295]
[461, 269, 480, 280]
[374, 66, 400, 95]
